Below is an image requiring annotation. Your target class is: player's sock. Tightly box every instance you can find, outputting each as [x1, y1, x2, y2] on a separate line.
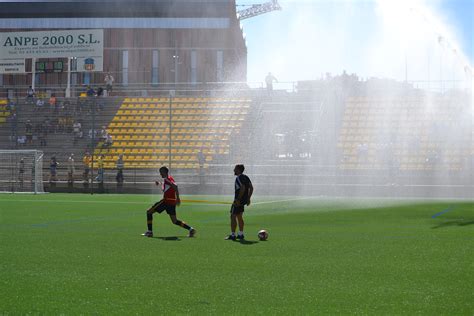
[175, 220, 191, 230]
[231, 232, 235, 236]
[147, 212, 153, 231]
[238, 231, 243, 236]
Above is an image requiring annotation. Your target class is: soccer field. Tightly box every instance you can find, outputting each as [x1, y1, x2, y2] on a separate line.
[1, 193, 473, 314]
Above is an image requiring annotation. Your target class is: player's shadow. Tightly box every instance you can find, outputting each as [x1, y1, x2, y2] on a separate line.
[154, 236, 182, 241]
[432, 219, 474, 229]
[237, 239, 259, 245]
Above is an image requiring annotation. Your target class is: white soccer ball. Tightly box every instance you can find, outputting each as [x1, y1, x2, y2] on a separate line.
[258, 229, 268, 241]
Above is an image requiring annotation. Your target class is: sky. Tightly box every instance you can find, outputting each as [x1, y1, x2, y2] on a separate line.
[237, 0, 473, 89]
[436, 0, 473, 60]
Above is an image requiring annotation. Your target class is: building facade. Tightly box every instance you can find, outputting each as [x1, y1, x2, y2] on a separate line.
[0, 0, 247, 90]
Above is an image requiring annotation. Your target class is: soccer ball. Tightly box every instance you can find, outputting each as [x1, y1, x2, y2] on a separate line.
[258, 229, 268, 241]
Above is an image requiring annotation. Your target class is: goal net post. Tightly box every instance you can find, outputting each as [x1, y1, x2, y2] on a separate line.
[0, 150, 45, 194]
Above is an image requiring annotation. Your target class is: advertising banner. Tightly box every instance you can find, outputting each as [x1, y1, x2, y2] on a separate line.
[0, 29, 103, 71]
[0, 59, 25, 73]
[77, 56, 103, 72]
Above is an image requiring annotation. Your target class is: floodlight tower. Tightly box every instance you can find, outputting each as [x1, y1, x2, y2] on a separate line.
[237, 0, 282, 20]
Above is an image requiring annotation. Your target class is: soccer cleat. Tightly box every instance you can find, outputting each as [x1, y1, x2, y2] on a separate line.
[236, 234, 245, 240]
[225, 234, 236, 240]
[141, 231, 153, 237]
[188, 228, 196, 238]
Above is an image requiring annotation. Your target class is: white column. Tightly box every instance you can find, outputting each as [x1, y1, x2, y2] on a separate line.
[31, 57, 36, 90]
[66, 57, 71, 98]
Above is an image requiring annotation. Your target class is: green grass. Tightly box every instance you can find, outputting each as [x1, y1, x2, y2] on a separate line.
[1, 194, 473, 315]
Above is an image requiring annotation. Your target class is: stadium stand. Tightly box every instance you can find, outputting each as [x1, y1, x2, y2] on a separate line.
[0, 73, 470, 197]
[0, 96, 118, 168]
[338, 96, 472, 172]
[93, 97, 251, 169]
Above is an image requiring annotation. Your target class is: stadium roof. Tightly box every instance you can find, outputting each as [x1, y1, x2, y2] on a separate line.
[0, 0, 234, 18]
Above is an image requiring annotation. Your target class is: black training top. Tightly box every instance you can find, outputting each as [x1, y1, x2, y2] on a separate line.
[234, 174, 251, 203]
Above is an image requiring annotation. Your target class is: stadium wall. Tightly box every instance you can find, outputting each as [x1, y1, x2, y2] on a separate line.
[0, 0, 247, 91]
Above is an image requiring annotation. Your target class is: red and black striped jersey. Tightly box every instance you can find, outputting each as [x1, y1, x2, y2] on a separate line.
[162, 176, 177, 205]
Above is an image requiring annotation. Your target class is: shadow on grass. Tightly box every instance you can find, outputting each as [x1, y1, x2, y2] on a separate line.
[153, 236, 183, 241]
[432, 219, 474, 229]
[237, 239, 259, 245]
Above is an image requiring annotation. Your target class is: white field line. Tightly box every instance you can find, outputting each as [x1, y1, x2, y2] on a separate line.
[2, 196, 320, 207]
[3, 196, 472, 207]
[0, 199, 151, 205]
[252, 197, 319, 205]
[0, 198, 226, 207]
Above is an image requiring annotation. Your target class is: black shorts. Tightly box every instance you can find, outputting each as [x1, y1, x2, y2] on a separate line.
[149, 200, 176, 215]
[230, 204, 244, 214]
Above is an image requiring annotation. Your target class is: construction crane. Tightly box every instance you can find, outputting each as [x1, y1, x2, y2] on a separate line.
[237, 0, 282, 20]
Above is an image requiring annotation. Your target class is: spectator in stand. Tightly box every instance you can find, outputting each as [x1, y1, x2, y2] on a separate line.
[95, 154, 105, 183]
[49, 94, 57, 114]
[49, 93, 56, 106]
[35, 98, 45, 111]
[86, 86, 95, 97]
[25, 120, 33, 144]
[26, 86, 35, 103]
[9, 112, 18, 139]
[62, 100, 71, 114]
[96, 87, 105, 111]
[86, 86, 96, 113]
[58, 117, 67, 133]
[116, 154, 124, 188]
[83, 152, 92, 183]
[104, 73, 114, 93]
[67, 153, 75, 187]
[77, 126, 83, 140]
[7, 99, 16, 112]
[99, 126, 108, 143]
[88, 128, 99, 146]
[103, 133, 113, 148]
[77, 95, 86, 115]
[73, 120, 82, 144]
[17, 135, 26, 147]
[265, 72, 278, 93]
[49, 157, 59, 186]
[66, 116, 74, 133]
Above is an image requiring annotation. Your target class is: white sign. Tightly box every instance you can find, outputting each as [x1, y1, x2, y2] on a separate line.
[0, 59, 25, 73]
[76, 56, 103, 72]
[0, 29, 103, 60]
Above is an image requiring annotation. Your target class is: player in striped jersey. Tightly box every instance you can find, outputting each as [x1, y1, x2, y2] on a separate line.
[142, 166, 196, 238]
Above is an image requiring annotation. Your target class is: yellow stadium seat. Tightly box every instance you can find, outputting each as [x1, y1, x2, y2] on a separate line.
[99, 97, 253, 169]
